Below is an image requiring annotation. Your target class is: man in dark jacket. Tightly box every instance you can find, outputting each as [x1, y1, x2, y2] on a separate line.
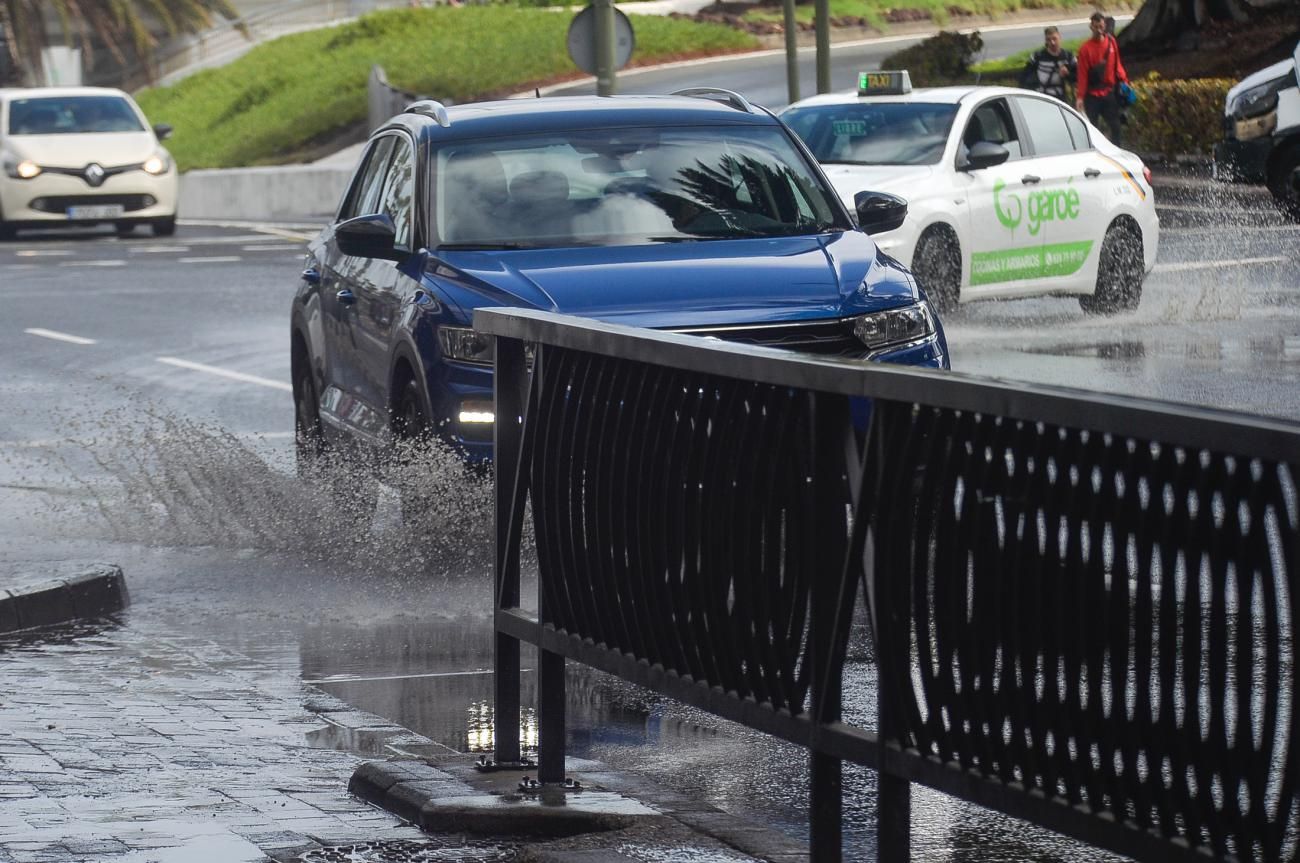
[1020, 26, 1076, 103]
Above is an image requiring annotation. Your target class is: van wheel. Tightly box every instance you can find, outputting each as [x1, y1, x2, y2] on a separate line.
[1081, 222, 1144, 315]
[912, 226, 961, 314]
[115, 222, 136, 237]
[1267, 145, 1300, 220]
[0, 222, 13, 241]
[152, 217, 177, 237]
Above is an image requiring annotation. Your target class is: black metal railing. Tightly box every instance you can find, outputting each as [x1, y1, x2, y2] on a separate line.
[478, 306, 1300, 863]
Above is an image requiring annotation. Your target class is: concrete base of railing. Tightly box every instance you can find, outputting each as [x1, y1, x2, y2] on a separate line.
[179, 165, 352, 221]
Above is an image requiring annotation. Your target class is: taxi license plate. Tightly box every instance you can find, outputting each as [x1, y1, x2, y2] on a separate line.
[67, 204, 125, 220]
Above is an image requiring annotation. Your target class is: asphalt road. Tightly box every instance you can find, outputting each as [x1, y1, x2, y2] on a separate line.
[1, 172, 1297, 861]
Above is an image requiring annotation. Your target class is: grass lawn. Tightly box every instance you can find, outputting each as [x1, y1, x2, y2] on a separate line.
[136, 6, 758, 170]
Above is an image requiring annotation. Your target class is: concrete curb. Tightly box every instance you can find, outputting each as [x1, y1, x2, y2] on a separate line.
[0, 564, 129, 634]
[349, 755, 810, 861]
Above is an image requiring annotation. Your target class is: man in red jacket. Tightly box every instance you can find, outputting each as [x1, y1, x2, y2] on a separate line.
[1075, 11, 1128, 145]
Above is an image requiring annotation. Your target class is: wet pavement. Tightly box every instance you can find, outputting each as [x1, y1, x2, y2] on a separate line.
[1, 170, 1298, 861]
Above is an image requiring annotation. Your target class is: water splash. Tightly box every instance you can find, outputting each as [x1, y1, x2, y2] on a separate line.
[6, 392, 499, 581]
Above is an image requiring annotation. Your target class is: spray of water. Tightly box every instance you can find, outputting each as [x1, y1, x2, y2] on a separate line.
[5, 391, 501, 581]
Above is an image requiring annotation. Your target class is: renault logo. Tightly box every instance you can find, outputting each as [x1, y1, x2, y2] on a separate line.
[83, 163, 106, 187]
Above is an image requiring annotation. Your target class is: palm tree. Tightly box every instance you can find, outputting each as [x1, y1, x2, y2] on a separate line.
[0, 0, 239, 85]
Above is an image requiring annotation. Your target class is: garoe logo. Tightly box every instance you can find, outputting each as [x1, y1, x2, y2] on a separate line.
[993, 178, 1081, 237]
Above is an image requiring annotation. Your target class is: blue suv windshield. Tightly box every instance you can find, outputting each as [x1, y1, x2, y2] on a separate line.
[431, 125, 845, 248]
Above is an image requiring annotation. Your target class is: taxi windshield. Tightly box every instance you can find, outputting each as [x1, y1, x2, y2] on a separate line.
[781, 102, 958, 166]
[6, 96, 145, 135]
[430, 125, 847, 249]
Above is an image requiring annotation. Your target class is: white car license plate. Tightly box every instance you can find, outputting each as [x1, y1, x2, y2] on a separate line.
[67, 204, 125, 220]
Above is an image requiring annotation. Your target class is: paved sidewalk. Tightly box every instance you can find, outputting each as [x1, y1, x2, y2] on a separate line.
[0, 562, 806, 862]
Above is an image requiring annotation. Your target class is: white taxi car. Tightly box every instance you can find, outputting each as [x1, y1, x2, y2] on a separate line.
[781, 72, 1159, 314]
[0, 87, 178, 239]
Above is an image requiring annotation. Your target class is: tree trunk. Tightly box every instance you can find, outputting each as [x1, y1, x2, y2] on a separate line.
[1120, 0, 1263, 51]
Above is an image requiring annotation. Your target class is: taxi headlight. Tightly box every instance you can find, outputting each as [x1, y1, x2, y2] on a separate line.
[851, 301, 935, 351]
[438, 326, 494, 365]
[142, 153, 170, 175]
[4, 158, 41, 179]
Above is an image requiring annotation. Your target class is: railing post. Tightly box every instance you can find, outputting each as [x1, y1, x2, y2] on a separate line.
[537, 647, 566, 783]
[809, 392, 853, 863]
[493, 334, 526, 765]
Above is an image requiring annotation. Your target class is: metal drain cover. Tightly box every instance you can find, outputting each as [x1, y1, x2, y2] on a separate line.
[298, 839, 517, 862]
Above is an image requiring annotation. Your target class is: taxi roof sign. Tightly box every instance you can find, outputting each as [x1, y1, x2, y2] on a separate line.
[858, 70, 912, 96]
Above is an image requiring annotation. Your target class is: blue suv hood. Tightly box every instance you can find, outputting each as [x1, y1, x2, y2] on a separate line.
[430, 231, 915, 328]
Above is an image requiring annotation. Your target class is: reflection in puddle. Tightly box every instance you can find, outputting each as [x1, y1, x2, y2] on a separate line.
[300, 614, 1115, 861]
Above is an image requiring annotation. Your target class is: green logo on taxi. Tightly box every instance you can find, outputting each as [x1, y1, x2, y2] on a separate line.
[993, 179, 1082, 237]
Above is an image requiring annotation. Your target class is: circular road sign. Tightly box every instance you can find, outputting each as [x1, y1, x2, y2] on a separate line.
[566, 5, 635, 74]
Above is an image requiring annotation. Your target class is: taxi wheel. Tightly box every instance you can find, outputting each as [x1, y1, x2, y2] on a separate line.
[0, 222, 13, 241]
[153, 217, 177, 237]
[392, 377, 436, 530]
[115, 222, 136, 237]
[1082, 222, 1143, 315]
[1267, 146, 1300, 220]
[912, 227, 961, 313]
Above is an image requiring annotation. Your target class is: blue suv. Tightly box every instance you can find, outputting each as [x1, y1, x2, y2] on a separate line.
[291, 91, 949, 512]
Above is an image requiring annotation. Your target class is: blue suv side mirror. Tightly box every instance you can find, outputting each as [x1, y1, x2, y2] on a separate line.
[336, 213, 406, 260]
[854, 191, 908, 235]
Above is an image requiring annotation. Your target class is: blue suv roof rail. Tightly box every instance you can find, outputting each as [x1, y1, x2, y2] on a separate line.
[405, 99, 451, 127]
[670, 87, 757, 114]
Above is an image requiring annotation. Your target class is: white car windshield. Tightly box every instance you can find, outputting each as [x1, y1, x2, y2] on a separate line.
[7, 96, 145, 135]
[432, 125, 846, 248]
[782, 103, 958, 166]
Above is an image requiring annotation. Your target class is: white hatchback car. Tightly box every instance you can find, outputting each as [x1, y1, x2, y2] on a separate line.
[781, 72, 1159, 314]
[0, 87, 178, 239]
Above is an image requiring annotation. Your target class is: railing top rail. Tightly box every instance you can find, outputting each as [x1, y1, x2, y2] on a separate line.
[475, 307, 1300, 464]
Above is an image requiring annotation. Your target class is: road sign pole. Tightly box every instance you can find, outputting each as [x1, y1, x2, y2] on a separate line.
[815, 0, 830, 93]
[594, 0, 617, 96]
[782, 0, 799, 104]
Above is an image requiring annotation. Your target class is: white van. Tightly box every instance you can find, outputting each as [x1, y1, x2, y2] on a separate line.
[1214, 42, 1300, 218]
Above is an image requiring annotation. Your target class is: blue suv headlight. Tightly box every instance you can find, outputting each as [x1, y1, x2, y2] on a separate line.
[850, 301, 936, 352]
[438, 326, 494, 365]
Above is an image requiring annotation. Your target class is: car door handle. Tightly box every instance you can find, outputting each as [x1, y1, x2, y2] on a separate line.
[1084, 167, 1101, 178]
[336, 289, 356, 306]
[301, 267, 321, 285]
[1021, 174, 1041, 185]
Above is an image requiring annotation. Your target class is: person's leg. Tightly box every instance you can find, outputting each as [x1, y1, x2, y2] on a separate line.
[1102, 96, 1123, 146]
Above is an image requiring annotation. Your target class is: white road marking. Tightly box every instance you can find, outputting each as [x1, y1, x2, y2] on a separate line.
[181, 218, 324, 233]
[24, 327, 96, 345]
[156, 356, 292, 391]
[129, 245, 191, 254]
[14, 249, 73, 257]
[58, 260, 126, 267]
[1153, 256, 1288, 273]
[1165, 224, 1300, 236]
[177, 255, 242, 264]
[241, 244, 303, 252]
[253, 226, 317, 241]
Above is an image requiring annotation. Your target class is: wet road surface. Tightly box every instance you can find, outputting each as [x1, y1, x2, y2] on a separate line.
[1, 170, 1297, 860]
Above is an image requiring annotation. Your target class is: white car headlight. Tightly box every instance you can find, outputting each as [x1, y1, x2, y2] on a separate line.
[851, 301, 936, 351]
[142, 153, 170, 175]
[437, 326, 494, 365]
[4, 158, 41, 179]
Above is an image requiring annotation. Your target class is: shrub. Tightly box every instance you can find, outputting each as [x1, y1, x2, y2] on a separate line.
[135, 6, 758, 170]
[879, 31, 985, 86]
[1127, 73, 1232, 157]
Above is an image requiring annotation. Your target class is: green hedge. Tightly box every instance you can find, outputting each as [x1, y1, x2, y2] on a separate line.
[1127, 73, 1232, 157]
[135, 6, 758, 170]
